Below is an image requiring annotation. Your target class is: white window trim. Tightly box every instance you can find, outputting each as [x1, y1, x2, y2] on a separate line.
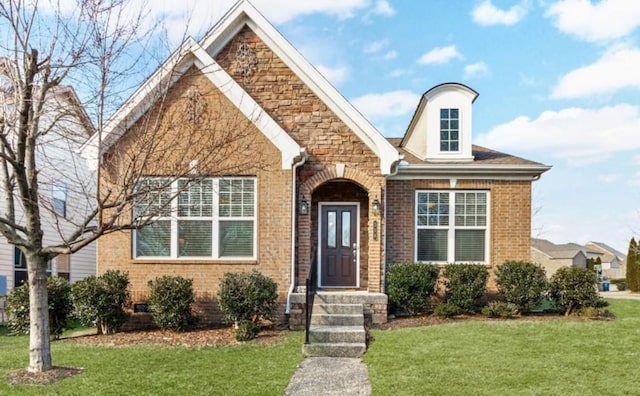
[133, 177, 257, 261]
[414, 190, 490, 264]
[439, 108, 461, 154]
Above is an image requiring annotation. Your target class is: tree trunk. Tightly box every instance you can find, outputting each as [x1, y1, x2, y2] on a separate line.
[27, 254, 52, 372]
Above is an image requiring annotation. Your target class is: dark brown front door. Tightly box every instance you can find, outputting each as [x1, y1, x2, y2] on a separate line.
[320, 204, 358, 287]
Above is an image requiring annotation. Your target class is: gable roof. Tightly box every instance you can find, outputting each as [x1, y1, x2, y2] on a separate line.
[585, 241, 626, 261]
[532, 238, 586, 260]
[83, 0, 401, 174]
[198, 0, 400, 174]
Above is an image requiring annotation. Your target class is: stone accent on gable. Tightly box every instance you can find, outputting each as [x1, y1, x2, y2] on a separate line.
[214, 26, 387, 296]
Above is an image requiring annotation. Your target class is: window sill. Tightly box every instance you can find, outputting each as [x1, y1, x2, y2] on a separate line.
[131, 258, 258, 265]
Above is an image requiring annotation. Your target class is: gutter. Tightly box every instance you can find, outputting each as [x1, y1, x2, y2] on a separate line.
[286, 148, 308, 314]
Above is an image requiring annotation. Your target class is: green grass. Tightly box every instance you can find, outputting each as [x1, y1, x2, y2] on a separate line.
[364, 299, 640, 395]
[0, 329, 303, 395]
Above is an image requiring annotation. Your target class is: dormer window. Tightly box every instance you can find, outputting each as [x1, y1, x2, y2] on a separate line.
[440, 108, 459, 152]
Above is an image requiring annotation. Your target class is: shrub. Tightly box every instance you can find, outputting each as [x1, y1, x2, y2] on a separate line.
[549, 267, 605, 316]
[235, 320, 260, 342]
[432, 302, 460, 318]
[71, 270, 130, 334]
[495, 260, 548, 312]
[5, 276, 72, 339]
[442, 264, 488, 313]
[577, 306, 615, 320]
[626, 238, 640, 292]
[481, 301, 519, 318]
[217, 271, 278, 340]
[147, 275, 197, 331]
[610, 279, 627, 291]
[386, 262, 440, 315]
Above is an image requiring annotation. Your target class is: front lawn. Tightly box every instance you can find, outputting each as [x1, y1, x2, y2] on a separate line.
[365, 299, 640, 395]
[0, 328, 303, 395]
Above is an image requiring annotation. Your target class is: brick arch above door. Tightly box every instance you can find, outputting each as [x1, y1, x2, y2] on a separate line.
[299, 164, 382, 196]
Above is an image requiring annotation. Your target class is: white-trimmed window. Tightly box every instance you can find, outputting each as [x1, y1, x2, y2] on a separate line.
[52, 180, 67, 217]
[440, 108, 459, 152]
[416, 191, 488, 263]
[134, 177, 256, 259]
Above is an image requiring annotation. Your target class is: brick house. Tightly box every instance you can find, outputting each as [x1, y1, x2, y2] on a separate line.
[87, 0, 550, 329]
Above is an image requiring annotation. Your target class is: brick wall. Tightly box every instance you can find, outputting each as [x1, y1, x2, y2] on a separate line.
[386, 178, 533, 289]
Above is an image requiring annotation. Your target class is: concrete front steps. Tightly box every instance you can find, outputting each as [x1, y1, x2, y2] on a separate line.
[302, 293, 367, 358]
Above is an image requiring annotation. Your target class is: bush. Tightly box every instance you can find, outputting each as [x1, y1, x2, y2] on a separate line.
[610, 279, 627, 291]
[495, 261, 548, 312]
[481, 301, 519, 318]
[549, 267, 605, 316]
[5, 276, 72, 339]
[577, 306, 615, 320]
[442, 264, 488, 313]
[71, 270, 130, 334]
[235, 320, 260, 342]
[217, 271, 278, 340]
[626, 238, 640, 291]
[387, 262, 440, 315]
[147, 275, 197, 331]
[432, 302, 461, 318]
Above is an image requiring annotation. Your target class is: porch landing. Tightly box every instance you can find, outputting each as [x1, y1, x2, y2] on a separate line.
[288, 291, 387, 330]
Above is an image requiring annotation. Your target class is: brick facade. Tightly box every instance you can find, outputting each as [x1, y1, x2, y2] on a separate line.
[386, 179, 533, 289]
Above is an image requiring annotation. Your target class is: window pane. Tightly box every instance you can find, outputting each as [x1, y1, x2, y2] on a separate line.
[327, 211, 336, 248]
[219, 221, 254, 257]
[136, 221, 171, 257]
[134, 179, 171, 217]
[455, 230, 485, 262]
[342, 211, 351, 248]
[178, 180, 213, 217]
[14, 247, 26, 268]
[178, 220, 212, 257]
[417, 229, 448, 262]
[219, 178, 255, 218]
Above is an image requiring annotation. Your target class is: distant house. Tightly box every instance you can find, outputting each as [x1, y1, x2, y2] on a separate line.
[86, 0, 550, 328]
[531, 238, 587, 277]
[0, 76, 96, 298]
[584, 241, 626, 279]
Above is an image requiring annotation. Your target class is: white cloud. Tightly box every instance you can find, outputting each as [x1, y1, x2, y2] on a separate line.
[351, 90, 420, 121]
[364, 39, 389, 54]
[372, 0, 395, 17]
[464, 62, 489, 79]
[552, 45, 640, 99]
[629, 172, 640, 187]
[383, 50, 398, 60]
[388, 68, 408, 77]
[546, 0, 640, 42]
[475, 104, 640, 166]
[471, 0, 528, 26]
[418, 45, 463, 65]
[316, 65, 349, 86]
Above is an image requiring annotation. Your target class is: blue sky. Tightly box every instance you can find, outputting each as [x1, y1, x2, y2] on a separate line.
[38, 0, 640, 252]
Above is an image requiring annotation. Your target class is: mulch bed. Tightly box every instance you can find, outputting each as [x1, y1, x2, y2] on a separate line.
[6, 366, 85, 386]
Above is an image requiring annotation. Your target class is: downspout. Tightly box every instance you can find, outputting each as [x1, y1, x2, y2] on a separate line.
[382, 159, 402, 293]
[286, 149, 308, 314]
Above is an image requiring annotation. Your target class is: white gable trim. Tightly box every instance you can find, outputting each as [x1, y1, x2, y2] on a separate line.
[81, 36, 302, 170]
[190, 44, 301, 169]
[199, 0, 401, 174]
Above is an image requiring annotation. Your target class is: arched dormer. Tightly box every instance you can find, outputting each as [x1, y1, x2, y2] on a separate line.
[401, 83, 478, 162]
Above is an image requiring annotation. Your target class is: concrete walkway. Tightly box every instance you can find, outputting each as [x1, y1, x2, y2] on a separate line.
[283, 357, 371, 396]
[601, 290, 640, 300]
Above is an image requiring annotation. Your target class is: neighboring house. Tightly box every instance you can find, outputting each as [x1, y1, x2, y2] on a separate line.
[0, 72, 97, 299]
[531, 238, 587, 277]
[584, 241, 626, 279]
[86, 0, 550, 328]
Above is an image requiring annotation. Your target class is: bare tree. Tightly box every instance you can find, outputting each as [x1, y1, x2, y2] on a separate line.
[0, 0, 265, 372]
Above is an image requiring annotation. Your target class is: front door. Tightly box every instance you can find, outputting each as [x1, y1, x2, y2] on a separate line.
[319, 204, 358, 287]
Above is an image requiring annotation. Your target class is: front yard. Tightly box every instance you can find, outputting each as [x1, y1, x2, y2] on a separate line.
[1, 299, 639, 395]
[365, 298, 640, 395]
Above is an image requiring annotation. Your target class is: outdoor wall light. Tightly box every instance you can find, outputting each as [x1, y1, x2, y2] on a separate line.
[299, 195, 309, 215]
[372, 198, 381, 214]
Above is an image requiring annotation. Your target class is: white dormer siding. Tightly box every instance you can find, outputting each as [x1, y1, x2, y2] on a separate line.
[402, 83, 478, 162]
